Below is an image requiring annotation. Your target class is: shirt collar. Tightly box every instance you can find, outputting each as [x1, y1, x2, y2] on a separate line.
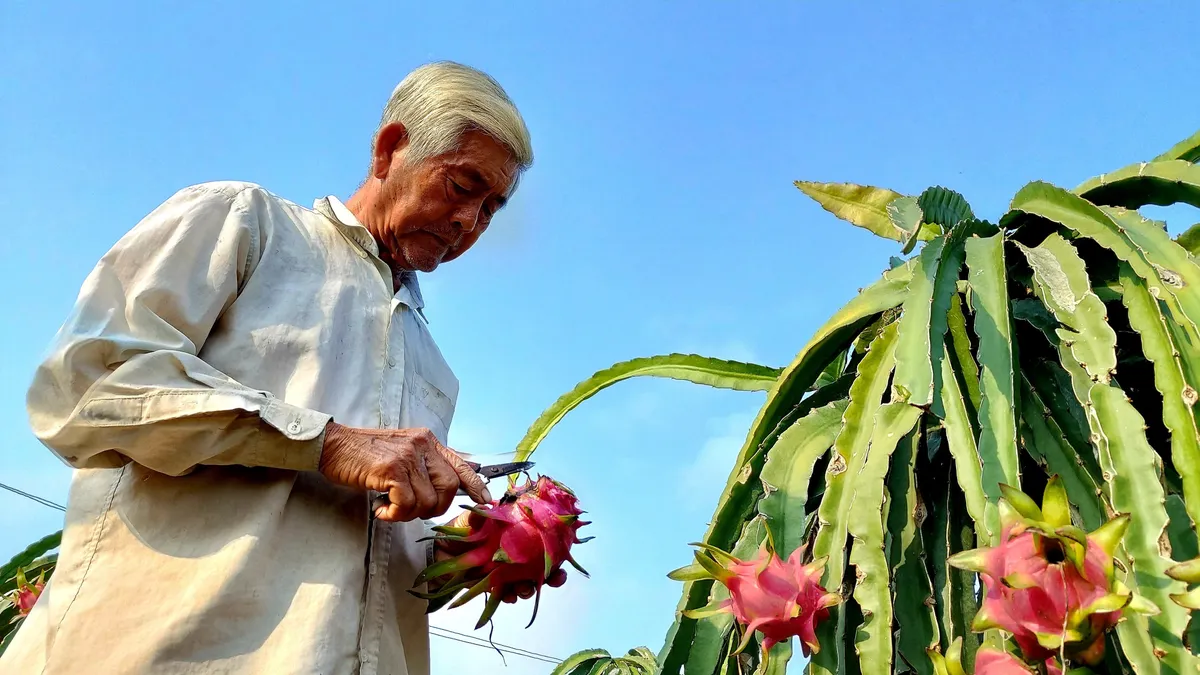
[313, 195, 427, 316]
[320, 195, 379, 257]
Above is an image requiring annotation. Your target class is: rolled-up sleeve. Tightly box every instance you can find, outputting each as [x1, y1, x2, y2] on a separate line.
[26, 184, 331, 477]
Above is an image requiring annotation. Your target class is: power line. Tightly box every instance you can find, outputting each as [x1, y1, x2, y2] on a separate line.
[429, 626, 561, 664]
[2, 479, 565, 665]
[429, 624, 559, 662]
[430, 625, 560, 662]
[0, 481, 65, 512]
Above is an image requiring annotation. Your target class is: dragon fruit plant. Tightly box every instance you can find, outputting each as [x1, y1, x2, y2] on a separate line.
[520, 129, 1200, 675]
[411, 475, 591, 629]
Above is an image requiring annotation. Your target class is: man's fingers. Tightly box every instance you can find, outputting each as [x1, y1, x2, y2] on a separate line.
[493, 575, 566, 605]
[406, 459, 440, 521]
[440, 446, 492, 504]
[383, 482, 417, 522]
[447, 509, 474, 530]
[422, 451, 461, 518]
[374, 499, 397, 521]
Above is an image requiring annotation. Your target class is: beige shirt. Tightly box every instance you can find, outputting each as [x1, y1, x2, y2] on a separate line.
[3, 181, 460, 675]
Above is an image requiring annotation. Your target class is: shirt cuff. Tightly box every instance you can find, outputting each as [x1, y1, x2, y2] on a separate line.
[261, 397, 331, 440]
[256, 397, 333, 471]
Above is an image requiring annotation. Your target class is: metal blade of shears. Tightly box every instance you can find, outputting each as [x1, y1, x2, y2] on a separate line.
[469, 461, 535, 482]
[370, 461, 536, 513]
[456, 461, 534, 495]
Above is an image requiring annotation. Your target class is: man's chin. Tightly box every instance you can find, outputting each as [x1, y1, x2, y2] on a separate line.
[397, 248, 443, 274]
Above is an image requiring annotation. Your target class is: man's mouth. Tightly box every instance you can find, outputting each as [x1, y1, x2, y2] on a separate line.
[424, 231, 457, 250]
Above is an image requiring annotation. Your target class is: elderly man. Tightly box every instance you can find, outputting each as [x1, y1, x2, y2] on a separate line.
[3, 61, 545, 675]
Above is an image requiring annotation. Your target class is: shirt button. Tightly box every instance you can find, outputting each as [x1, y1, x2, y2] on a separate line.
[387, 357, 397, 368]
[288, 420, 301, 433]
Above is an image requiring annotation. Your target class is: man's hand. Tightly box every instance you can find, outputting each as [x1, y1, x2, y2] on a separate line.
[430, 510, 568, 604]
[318, 421, 492, 521]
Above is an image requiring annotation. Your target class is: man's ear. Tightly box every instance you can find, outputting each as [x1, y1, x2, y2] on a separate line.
[372, 122, 410, 180]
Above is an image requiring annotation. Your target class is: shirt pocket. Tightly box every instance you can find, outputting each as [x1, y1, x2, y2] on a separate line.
[406, 369, 456, 437]
[399, 308, 459, 441]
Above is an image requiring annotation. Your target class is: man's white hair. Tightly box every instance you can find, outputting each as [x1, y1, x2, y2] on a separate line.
[376, 61, 533, 186]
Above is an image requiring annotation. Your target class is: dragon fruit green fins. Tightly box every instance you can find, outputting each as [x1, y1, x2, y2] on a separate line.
[668, 539, 839, 659]
[928, 636, 969, 675]
[411, 475, 591, 629]
[1165, 556, 1200, 610]
[948, 475, 1154, 666]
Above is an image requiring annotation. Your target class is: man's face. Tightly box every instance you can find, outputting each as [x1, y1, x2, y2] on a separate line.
[370, 125, 518, 273]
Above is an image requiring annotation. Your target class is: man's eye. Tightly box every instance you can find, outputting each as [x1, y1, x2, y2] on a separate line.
[449, 179, 470, 196]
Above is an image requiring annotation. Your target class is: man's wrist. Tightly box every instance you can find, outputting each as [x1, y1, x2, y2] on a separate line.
[317, 420, 343, 474]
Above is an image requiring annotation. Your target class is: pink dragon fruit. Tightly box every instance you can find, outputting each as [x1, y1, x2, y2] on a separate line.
[948, 475, 1150, 666]
[928, 639, 1060, 675]
[973, 649, 1043, 675]
[669, 538, 840, 660]
[3, 567, 46, 618]
[411, 475, 591, 628]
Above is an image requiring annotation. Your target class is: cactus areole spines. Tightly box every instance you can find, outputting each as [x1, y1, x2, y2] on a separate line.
[411, 475, 591, 629]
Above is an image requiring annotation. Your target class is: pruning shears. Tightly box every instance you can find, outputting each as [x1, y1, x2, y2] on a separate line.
[461, 460, 536, 493]
[369, 460, 534, 514]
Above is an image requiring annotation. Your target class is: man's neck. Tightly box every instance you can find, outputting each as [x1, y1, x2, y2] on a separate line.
[345, 182, 406, 294]
[345, 181, 383, 246]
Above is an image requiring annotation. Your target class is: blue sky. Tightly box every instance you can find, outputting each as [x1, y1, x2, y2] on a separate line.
[3, 2, 1200, 673]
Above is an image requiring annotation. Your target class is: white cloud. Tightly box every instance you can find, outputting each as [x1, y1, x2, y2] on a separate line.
[641, 311, 769, 366]
[577, 387, 665, 434]
[446, 421, 513, 462]
[677, 412, 756, 510]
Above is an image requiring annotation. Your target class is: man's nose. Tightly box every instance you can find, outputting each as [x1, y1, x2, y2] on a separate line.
[453, 209, 480, 234]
